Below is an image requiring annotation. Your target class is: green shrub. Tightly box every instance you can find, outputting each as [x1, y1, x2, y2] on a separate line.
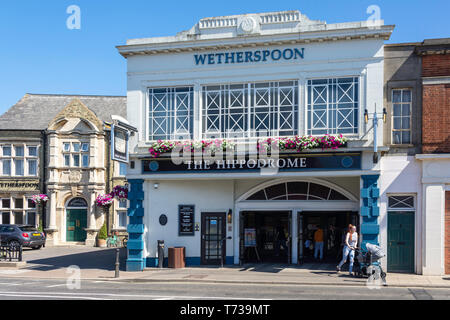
[98, 223, 108, 240]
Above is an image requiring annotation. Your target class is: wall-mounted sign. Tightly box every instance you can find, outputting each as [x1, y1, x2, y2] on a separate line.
[0, 180, 40, 192]
[143, 153, 361, 174]
[194, 47, 305, 66]
[111, 124, 130, 164]
[159, 214, 168, 226]
[179, 205, 195, 236]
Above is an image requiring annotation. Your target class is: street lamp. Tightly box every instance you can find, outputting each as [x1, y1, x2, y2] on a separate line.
[364, 105, 387, 164]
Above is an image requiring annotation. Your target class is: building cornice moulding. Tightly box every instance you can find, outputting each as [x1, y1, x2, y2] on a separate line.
[117, 25, 394, 58]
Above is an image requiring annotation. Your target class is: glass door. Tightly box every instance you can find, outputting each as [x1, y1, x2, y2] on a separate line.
[201, 213, 226, 265]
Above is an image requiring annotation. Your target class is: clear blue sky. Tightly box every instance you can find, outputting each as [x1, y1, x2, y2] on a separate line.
[0, 0, 449, 116]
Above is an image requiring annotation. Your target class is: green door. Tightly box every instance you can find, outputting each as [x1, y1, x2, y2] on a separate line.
[388, 211, 415, 273]
[66, 209, 87, 242]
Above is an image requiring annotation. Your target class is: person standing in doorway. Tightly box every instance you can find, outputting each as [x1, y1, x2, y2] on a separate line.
[274, 225, 288, 257]
[336, 224, 358, 276]
[313, 225, 324, 261]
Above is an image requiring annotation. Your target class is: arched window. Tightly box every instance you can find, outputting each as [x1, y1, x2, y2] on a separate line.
[67, 198, 88, 208]
[246, 182, 349, 201]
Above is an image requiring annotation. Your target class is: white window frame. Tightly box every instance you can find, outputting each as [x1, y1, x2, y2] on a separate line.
[115, 199, 128, 229]
[201, 80, 299, 139]
[391, 88, 412, 145]
[0, 196, 39, 225]
[62, 142, 90, 168]
[0, 144, 39, 177]
[147, 87, 194, 141]
[387, 194, 415, 212]
[306, 77, 360, 136]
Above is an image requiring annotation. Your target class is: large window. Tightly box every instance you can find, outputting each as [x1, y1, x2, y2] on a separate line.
[392, 89, 411, 145]
[202, 81, 298, 139]
[0, 196, 38, 226]
[63, 142, 89, 168]
[0, 144, 39, 177]
[148, 87, 194, 141]
[307, 77, 359, 135]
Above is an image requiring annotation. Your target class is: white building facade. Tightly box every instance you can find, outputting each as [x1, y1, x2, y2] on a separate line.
[118, 11, 396, 272]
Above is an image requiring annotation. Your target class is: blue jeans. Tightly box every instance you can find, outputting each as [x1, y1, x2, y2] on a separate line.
[314, 242, 324, 259]
[338, 246, 355, 273]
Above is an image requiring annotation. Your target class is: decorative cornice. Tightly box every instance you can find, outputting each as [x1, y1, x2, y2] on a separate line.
[118, 26, 393, 58]
[117, 10, 394, 58]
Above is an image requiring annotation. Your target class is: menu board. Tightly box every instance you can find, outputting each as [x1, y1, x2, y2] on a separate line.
[179, 205, 195, 236]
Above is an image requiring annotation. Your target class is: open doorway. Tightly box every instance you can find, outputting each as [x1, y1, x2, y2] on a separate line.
[298, 211, 359, 264]
[240, 211, 291, 264]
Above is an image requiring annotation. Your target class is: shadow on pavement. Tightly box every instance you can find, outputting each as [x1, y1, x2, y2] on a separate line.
[24, 248, 127, 271]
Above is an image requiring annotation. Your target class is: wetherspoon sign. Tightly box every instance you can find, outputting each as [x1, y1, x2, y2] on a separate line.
[194, 47, 305, 65]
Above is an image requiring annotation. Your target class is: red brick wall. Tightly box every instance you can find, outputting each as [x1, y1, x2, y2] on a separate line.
[422, 83, 450, 153]
[446, 191, 450, 275]
[423, 54, 450, 78]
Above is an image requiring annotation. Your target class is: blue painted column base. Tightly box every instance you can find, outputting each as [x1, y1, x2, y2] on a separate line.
[360, 175, 380, 251]
[126, 179, 145, 272]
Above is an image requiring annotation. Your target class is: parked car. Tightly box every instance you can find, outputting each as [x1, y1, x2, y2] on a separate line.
[0, 225, 46, 250]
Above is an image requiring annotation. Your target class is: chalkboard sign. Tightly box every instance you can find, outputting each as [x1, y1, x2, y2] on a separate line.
[179, 205, 195, 236]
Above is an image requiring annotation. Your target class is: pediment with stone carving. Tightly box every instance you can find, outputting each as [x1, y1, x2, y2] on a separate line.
[48, 99, 102, 132]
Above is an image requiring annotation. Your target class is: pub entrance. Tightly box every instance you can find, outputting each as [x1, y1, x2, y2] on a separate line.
[240, 211, 292, 264]
[298, 211, 359, 264]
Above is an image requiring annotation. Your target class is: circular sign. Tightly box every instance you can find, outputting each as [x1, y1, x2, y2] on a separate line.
[159, 214, 168, 226]
[149, 161, 160, 172]
[341, 156, 354, 168]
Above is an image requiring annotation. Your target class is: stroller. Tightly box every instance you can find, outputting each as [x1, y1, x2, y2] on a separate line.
[353, 243, 387, 286]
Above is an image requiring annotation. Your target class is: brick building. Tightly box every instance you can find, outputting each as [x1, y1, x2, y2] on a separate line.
[415, 39, 450, 275]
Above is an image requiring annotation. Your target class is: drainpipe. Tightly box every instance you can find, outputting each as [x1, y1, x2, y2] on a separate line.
[41, 130, 47, 230]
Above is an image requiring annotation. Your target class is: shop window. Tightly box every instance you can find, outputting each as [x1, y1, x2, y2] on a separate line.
[246, 182, 350, 201]
[28, 199, 36, 209]
[1, 199, 11, 209]
[148, 87, 194, 141]
[307, 77, 359, 135]
[1, 212, 10, 224]
[14, 198, 23, 209]
[26, 212, 37, 226]
[392, 89, 412, 144]
[202, 81, 298, 139]
[14, 212, 24, 225]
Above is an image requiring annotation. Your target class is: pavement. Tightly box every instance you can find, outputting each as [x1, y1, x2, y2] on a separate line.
[1, 246, 449, 289]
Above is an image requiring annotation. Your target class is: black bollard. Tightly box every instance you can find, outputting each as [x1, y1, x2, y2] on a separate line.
[115, 248, 120, 278]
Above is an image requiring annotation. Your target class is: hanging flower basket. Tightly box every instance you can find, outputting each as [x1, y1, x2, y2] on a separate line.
[96, 194, 114, 208]
[112, 185, 128, 200]
[31, 194, 49, 205]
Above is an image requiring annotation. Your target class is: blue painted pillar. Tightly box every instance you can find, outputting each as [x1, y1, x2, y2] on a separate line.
[360, 175, 380, 251]
[126, 179, 145, 272]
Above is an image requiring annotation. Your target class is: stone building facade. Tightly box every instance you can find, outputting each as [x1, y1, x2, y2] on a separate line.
[0, 94, 128, 246]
